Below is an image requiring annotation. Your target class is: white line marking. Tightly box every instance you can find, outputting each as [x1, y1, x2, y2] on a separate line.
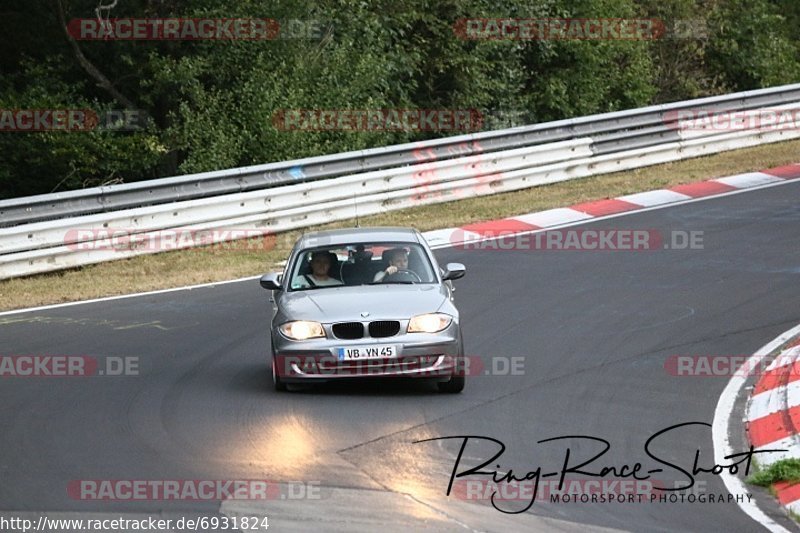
[617, 189, 693, 207]
[422, 228, 459, 247]
[742, 434, 800, 470]
[512, 207, 592, 227]
[715, 172, 785, 189]
[713, 322, 800, 533]
[787, 499, 800, 516]
[748, 380, 800, 421]
[444, 229, 485, 247]
[766, 346, 800, 372]
[1, 174, 798, 316]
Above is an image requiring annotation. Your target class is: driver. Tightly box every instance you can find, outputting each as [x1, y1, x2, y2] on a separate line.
[374, 247, 412, 282]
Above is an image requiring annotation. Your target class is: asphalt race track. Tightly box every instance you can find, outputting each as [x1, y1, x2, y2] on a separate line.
[1, 181, 799, 532]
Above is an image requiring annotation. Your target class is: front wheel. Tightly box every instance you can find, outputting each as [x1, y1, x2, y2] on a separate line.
[438, 374, 465, 393]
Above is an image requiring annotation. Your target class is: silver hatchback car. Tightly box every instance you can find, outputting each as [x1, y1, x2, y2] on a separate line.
[259, 227, 466, 392]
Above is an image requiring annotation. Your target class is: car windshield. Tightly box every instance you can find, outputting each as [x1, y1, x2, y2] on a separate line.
[288, 242, 437, 291]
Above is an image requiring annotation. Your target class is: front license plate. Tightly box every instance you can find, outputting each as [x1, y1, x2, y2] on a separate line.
[337, 345, 397, 361]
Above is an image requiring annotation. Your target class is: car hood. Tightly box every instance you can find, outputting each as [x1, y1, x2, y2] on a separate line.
[278, 284, 449, 323]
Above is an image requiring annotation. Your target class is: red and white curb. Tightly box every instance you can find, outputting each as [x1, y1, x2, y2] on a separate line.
[746, 335, 800, 515]
[422, 163, 800, 247]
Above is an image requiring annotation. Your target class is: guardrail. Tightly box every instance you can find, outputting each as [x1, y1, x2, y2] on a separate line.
[2, 83, 800, 279]
[4, 82, 800, 227]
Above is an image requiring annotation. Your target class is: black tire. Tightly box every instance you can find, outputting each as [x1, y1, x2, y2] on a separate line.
[438, 374, 465, 393]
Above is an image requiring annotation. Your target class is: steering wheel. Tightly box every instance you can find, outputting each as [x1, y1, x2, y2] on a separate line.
[384, 269, 422, 283]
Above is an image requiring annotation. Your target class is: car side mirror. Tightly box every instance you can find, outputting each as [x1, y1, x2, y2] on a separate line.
[442, 263, 466, 281]
[260, 272, 283, 291]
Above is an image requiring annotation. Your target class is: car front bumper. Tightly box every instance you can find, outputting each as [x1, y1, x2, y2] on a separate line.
[271, 325, 463, 383]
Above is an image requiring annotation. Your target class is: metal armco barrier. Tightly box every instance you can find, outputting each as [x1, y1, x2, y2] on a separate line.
[2, 83, 800, 279]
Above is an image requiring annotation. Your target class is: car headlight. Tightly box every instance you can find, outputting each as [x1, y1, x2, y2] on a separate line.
[408, 313, 452, 333]
[279, 321, 326, 340]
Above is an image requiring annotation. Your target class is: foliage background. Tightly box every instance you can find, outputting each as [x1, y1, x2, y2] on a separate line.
[2, 0, 798, 199]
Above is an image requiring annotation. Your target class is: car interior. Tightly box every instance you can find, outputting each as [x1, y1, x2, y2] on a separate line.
[294, 243, 434, 287]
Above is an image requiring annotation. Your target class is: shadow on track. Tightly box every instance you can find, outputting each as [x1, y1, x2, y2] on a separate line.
[229, 363, 445, 396]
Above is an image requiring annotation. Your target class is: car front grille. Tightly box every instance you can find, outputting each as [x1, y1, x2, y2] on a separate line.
[331, 320, 402, 339]
[332, 322, 364, 339]
[368, 320, 401, 338]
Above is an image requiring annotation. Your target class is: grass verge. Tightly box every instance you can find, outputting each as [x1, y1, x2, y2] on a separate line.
[2, 139, 800, 311]
[747, 458, 800, 486]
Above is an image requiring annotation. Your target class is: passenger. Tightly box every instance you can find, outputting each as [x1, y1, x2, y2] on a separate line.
[294, 251, 343, 288]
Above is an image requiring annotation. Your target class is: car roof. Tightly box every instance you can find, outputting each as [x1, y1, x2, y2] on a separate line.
[295, 227, 422, 248]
